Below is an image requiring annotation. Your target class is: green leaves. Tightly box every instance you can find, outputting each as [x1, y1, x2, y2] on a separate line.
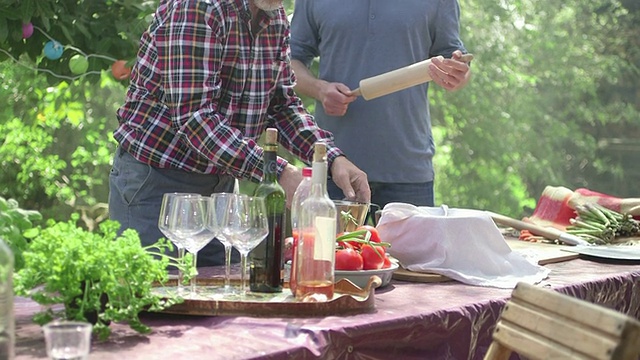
[14, 216, 191, 340]
[1, 0, 639, 228]
[432, 0, 640, 218]
[0, 0, 157, 82]
[0, 196, 42, 271]
[0, 61, 124, 226]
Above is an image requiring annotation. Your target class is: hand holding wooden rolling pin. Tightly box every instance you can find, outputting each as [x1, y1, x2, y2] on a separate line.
[350, 51, 474, 100]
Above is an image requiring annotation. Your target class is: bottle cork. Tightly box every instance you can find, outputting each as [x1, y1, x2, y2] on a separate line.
[265, 128, 278, 144]
[313, 142, 327, 163]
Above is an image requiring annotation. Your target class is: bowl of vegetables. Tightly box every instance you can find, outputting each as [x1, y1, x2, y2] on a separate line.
[334, 225, 397, 288]
[335, 261, 398, 289]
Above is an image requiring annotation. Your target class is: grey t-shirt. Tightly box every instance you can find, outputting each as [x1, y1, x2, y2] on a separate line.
[290, 0, 466, 183]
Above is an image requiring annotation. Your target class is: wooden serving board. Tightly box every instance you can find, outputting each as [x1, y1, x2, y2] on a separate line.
[154, 277, 380, 317]
[505, 238, 580, 265]
[392, 267, 451, 283]
[391, 238, 580, 283]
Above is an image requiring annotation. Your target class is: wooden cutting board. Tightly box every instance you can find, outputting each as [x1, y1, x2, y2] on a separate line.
[392, 267, 452, 283]
[505, 239, 580, 265]
[391, 239, 580, 283]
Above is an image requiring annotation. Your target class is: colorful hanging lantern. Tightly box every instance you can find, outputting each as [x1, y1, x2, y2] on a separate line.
[43, 40, 64, 60]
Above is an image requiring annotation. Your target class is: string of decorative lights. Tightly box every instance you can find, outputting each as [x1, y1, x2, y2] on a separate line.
[1, 23, 132, 82]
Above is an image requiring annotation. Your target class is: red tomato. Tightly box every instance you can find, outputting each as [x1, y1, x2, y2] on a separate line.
[335, 248, 364, 271]
[356, 225, 382, 243]
[337, 231, 364, 251]
[382, 255, 392, 269]
[361, 244, 386, 270]
[338, 239, 362, 250]
[336, 240, 354, 250]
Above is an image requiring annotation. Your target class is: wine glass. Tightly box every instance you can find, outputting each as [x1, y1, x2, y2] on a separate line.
[158, 192, 193, 294]
[221, 194, 269, 295]
[209, 193, 236, 293]
[169, 194, 216, 297]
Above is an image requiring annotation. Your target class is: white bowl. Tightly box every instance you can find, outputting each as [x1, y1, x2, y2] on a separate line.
[334, 262, 399, 289]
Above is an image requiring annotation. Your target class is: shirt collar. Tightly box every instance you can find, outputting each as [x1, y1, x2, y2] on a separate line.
[232, 0, 279, 21]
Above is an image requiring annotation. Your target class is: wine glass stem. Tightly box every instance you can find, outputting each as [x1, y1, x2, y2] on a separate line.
[240, 253, 248, 295]
[224, 244, 232, 289]
[177, 246, 185, 294]
[191, 251, 199, 296]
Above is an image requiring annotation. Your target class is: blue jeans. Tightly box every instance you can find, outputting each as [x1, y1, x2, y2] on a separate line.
[108, 147, 239, 267]
[327, 179, 435, 223]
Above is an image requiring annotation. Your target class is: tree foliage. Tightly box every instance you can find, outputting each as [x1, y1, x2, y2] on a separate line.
[0, 0, 155, 84]
[431, 0, 640, 217]
[0, 0, 638, 225]
[0, 61, 124, 227]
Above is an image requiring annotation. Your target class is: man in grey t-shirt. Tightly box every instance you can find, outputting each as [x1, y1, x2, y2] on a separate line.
[290, 0, 471, 209]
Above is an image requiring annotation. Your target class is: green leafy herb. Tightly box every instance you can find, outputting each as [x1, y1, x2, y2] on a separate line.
[340, 210, 359, 230]
[14, 214, 192, 340]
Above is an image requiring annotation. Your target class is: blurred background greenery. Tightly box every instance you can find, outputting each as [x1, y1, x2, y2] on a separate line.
[1, 0, 638, 229]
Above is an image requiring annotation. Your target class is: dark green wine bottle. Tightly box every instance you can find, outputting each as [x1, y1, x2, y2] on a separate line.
[250, 128, 286, 292]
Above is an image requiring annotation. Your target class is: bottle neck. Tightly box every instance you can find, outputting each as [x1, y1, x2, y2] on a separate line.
[311, 160, 327, 191]
[263, 144, 278, 183]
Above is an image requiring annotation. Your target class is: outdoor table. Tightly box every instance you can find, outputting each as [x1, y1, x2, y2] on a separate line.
[14, 257, 640, 360]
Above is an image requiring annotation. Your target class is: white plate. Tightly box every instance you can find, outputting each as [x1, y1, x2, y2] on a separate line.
[335, 262, 399, 289]
[563, 245, 640, 261]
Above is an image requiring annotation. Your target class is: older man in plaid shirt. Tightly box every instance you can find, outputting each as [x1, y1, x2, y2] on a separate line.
[109, 0, 370, 266]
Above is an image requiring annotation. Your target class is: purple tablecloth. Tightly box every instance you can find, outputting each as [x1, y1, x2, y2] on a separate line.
[14, 258, 640, 360]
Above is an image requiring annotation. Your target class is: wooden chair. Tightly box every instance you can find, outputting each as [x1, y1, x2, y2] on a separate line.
[484, 282, 640, 360]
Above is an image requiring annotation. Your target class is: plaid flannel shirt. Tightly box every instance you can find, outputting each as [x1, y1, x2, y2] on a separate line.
[114, 0, 342, 182]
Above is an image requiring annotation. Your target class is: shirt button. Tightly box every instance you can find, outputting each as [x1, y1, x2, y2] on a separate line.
[370, 14, 375, 19]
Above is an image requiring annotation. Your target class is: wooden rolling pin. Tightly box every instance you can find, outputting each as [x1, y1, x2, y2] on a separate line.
[351, 53, 474, 101]
[487, 211, 590, 246]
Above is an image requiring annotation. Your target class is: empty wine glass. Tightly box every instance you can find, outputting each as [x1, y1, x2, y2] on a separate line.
[209, 193, 236, 293]
[221, 194, 269, 295]
[158, 192, 193, 294]
[169, 194, 216, 297]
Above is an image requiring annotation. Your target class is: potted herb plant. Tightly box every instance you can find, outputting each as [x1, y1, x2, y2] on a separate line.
[13, 214, 192, 340]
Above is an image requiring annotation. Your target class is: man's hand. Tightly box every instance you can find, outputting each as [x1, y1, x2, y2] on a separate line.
[330, 156, 371, 203]
[428, 50, 472, 91]
[291, 59, 356, 117]
[319, 82, 357, 117]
